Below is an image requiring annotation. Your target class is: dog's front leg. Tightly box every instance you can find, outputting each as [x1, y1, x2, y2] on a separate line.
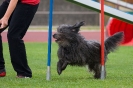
[57, 60, 68, 75]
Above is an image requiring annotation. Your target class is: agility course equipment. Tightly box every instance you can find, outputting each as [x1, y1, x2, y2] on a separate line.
[100, 0, 105, 79]
[105, 0, 133, 46]
[66, 0, 133, 79]
[66, 0, 133, 46]
[67, 0, 106, 79]
[46, 0, 54, 80]
[66, 0, 133, 24]
[106, 17, 133, 46]
[46, 0, 133, 80]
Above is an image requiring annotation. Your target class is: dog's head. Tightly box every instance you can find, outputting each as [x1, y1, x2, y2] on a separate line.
[53, 21, 85, 47]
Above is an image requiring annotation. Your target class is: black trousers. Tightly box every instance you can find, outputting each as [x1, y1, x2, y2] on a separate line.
[0, 1, 39, 77]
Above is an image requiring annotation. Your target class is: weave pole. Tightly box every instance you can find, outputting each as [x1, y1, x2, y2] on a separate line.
[46, 0, 54, 80]
[100, 0, 105, 79]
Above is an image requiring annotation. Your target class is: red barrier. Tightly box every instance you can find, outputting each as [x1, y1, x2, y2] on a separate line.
[106, 18, 133, 46]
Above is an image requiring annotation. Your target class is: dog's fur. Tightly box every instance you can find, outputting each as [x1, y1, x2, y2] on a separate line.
[53, 21, 124, 79]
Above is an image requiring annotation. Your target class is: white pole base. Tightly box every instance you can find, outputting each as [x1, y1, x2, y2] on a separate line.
[100, 65, 105, 79]
[46, 66, 51, 80]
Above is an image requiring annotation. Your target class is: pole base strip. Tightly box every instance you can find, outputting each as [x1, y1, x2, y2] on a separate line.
[100, 65, 105, 79]
[46, 66, 51, 80]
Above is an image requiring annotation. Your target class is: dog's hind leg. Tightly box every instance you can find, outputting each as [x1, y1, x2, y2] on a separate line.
[93, 63, 106, 79]
[93, 63, 101, 79]
[57, 60, 68, 75]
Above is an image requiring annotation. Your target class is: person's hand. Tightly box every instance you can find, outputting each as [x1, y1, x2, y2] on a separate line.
[0, 17, 8, 29]
[0, 0, 18, 29]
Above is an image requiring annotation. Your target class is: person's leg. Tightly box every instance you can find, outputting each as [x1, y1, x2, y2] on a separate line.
[7, 3, 39, 77]
[0, 1, 9, 74]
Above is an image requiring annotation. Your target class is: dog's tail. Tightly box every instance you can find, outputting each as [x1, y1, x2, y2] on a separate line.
[104, 32, 124, 53]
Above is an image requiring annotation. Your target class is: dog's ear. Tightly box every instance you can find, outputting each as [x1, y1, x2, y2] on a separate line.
[71, 21, 85, 33]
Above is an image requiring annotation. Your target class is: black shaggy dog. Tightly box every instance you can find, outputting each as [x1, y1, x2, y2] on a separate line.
[53, 21, 124, 79]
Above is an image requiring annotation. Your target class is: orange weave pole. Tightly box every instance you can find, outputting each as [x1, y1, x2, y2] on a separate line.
[101, 0, 104, 66]
[100, 0, 105, 79]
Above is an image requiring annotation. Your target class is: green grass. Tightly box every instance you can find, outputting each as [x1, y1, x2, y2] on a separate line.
[1, 42, 133, 88]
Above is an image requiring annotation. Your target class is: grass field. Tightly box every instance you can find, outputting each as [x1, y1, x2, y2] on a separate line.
[1, 42, 133, 88]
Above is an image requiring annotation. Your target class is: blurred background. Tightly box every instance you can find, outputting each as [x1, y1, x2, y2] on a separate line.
[31, 0, 133, 27]
[0, 0, 132, 27]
